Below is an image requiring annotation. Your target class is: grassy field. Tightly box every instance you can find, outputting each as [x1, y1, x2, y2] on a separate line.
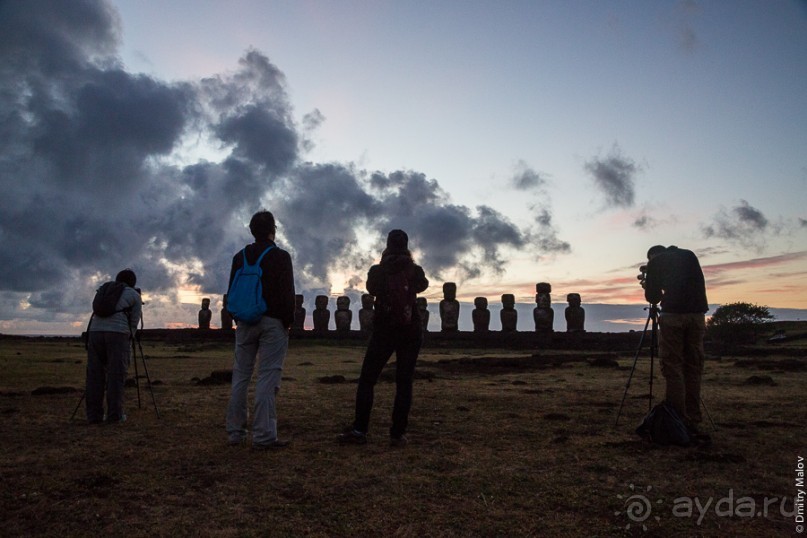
[0, 331, 804, 537]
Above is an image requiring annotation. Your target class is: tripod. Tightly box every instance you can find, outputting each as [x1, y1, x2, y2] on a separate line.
[614, 304, 716, 430]
[615, 303, 659, 427]
[71, 317, 160, 421]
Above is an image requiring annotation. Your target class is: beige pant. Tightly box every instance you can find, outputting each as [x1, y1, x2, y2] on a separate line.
[659, 313, 705, 426]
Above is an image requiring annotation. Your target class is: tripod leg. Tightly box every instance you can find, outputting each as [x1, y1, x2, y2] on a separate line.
[648, 314, 658, 412]
[700, 396, 717, 432]
[137, 340, 160, 419]
[70, 391, 85, 421]
[615, 312, 652, 427]
[131, 338, 142, 409]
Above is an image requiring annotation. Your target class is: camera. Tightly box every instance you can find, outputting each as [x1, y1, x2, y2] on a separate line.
[637, 264, 648, 288]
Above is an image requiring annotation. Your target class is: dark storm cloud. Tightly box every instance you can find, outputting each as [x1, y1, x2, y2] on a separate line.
[800, 218, 807, 228]
[510, 161, 547, 191]
[368, 170, 542, 278]
[508, 162, 570, 256]
[0, 1, 299, 317]
[0, 0, 562, 326]
[276, 163, 381, 286]
[584, 146, 639, 209]
[702, 200, 779, 250]
[276, 167, 535, 282]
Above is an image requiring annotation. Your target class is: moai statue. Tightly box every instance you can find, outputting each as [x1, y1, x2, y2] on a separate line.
[565, 293, 586, 332]
[198, 297, 212, 329]
[472, 297, 490, 333]
[533, 282, 554, 333]
[335, 296, 352, 332]
[313, 295, 330, 333]
[220, 294, 233, 330]
[417, 297, 430, 333]
[292, 294, 306, 331]
[359, 293, 374, 333]
[500, 294, 518, 332]
[439, 282, 460, 332]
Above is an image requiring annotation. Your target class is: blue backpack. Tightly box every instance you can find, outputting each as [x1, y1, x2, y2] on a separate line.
[226, 246, 274, 325]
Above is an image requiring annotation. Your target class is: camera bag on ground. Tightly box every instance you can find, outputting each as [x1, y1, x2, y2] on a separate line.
[227, 246, 274, 325]
[635, 401, 691, 447]
[92, 281, 129, 317]
[381, 268, 415, 326]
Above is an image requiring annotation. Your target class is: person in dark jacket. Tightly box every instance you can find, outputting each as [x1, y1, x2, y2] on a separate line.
[225, 210, 295, 449]
[339, 229, 429, 447]
[86, 269, 142, 424]
[644, 245, 708, 431]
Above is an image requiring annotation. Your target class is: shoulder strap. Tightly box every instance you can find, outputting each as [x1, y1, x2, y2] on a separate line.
[242, 246, 275, 268]
[256, 245, 274, 265]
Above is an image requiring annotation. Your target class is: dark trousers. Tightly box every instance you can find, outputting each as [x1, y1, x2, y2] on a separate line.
[86, 331, 131, 423]
[353, 324, 422, 438]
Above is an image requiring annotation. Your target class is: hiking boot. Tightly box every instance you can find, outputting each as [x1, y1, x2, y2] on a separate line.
[390, 435, 408, 448]
[337, 429, 368, 445]
[252, 439, 290, 450]
[228, 435, 246, 447]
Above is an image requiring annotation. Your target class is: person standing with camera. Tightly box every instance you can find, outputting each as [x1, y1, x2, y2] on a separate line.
[643, 245, 709, 434]
[225, 210, 295, 449]
[85, 269, 142, 424]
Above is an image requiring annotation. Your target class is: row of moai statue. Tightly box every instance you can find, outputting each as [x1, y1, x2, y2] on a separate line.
[199, 283, 585, 333]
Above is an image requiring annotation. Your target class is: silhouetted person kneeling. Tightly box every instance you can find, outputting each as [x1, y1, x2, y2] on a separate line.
[339, 230, 429, 447]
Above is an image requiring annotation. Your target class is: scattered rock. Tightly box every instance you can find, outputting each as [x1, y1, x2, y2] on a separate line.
[196, 370, 233, 386]
[319, 375, 346, 384]
[299, 362, 315, 366]
[588, 357, 619, 368]
[543, 412, 570, 421]
[31, 386, 79, 396]
[744, 375, 776, 386]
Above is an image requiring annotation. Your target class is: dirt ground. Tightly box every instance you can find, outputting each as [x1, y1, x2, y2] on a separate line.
[0, 333, 804, 537]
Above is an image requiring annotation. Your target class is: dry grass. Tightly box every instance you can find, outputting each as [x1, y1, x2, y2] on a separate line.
[1, 333, 804, 537]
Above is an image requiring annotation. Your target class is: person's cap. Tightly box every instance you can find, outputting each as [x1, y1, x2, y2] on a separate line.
[386, 229, 409, 250]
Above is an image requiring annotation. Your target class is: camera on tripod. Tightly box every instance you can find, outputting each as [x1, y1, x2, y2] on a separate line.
[637, 264, 648, 288]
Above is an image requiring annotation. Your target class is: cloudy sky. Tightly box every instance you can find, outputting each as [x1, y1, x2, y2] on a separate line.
[1, 0, 805, 334]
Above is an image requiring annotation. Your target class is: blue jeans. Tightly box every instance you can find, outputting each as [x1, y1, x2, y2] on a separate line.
[226, 316, 289, 444]
[86, 331, 131, 423]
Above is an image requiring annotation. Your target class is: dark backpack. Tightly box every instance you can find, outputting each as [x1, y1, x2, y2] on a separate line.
[636, 401, 691, 446]
[381, 268, 415, 326]
[92, 281, 129, 317]
[226, 246, 274, 325]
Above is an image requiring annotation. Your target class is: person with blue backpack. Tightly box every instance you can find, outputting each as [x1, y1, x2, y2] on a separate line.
[225, 210, 296, 449]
